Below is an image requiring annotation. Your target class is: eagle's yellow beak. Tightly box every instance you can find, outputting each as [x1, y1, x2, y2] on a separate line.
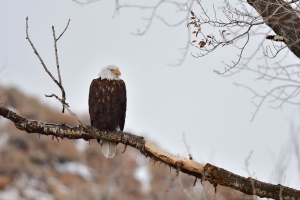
[113, 69, 121, 76]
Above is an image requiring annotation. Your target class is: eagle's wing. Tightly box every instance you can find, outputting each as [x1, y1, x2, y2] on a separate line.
[118, 80, 127, 131]
[88, 79, 103, 128]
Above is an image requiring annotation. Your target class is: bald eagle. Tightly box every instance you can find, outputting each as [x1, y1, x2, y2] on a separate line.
[88, 65, 126, 158]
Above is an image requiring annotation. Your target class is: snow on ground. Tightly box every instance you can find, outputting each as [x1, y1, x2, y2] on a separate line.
[0, 132, 8, 151]
[55, 161, 93, 181]
[0, 187, 21, 200]
[134, 156, 152, 193]
[0, 174, 54, 200]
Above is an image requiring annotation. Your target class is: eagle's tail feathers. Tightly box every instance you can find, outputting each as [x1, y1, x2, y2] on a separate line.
[100, 139, 117, 158]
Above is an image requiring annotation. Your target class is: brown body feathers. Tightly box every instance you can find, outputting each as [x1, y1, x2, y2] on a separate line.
[89, 78, 126, 132]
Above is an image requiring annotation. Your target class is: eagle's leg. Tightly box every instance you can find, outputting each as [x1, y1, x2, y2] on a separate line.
[98, 139, 117, 158]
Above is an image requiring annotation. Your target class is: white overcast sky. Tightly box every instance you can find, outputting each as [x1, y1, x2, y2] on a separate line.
[1, 0, 300, 189]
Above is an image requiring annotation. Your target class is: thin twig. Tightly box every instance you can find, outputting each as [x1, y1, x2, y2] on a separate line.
[26, 17, 57, 83]
[44, 94, 92, 135]
[52, 19, 70, 112]
[26, 17, 70, 113]
[56, 19, 70, 41]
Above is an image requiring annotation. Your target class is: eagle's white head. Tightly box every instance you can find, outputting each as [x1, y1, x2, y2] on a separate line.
[98, 65, 121, 80]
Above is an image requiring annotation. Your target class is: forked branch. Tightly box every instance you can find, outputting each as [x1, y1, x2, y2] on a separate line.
[26, 17, 70, 113]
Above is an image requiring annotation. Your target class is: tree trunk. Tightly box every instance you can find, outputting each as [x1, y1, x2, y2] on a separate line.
[247, 0, 300, 58]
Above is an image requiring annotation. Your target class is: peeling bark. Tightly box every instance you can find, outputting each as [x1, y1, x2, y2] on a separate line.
[1, 104, 300, 199]
[0, 104, 144, 150]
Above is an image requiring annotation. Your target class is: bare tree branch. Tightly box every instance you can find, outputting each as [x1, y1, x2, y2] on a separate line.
[26, 17, 69, 113]
[187, 0, 300, 75]
[185, 0, 300, 119]
[44, 93, 88, 130]
[114, 0, 196, 66]
[1, 104, 300, 199]
[72, 0, 101, 6]
[51, 19, 70, 112]
[56, 19, 70, 41]
[188, 1, 265, 73]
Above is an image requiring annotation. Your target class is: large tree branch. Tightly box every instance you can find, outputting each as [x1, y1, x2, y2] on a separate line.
[247, 0, 300, 58]
[0, 104, 202, 178]
[1, 104, 300, 199]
